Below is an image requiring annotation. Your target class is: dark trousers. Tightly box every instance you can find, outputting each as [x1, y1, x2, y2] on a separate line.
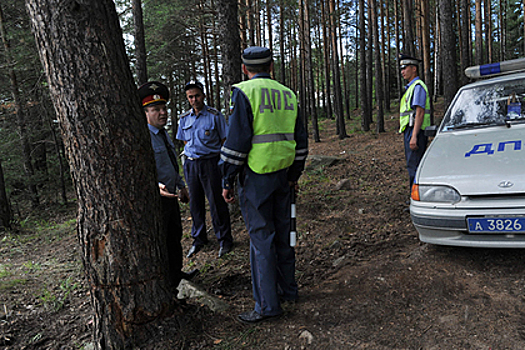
[239, 167, 298, 317]
[184, 156, 232, 248]
[404, 126, 428, 191]
[161, 197, 183, 287]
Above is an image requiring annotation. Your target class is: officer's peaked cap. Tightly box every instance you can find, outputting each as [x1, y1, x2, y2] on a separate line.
[138, 81, 169, 107]
[185, 80, 205, 93]
[399, 53, 421, 69]
[242, 46, 273, 66]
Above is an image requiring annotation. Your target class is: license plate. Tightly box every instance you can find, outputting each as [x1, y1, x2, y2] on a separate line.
[467, 217, 525, 233]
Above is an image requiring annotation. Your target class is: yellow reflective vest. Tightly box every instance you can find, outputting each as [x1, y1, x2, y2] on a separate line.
[399, 79, 431, 133]
[233, 78, 298, 174]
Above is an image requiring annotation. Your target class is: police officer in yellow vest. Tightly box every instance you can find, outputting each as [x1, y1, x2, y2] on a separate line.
[220, 46, 309, 324]
[399, 54, 431, 194]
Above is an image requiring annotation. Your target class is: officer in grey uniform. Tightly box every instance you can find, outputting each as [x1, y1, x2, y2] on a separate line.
[177, 81, 233, 259]
[138, 81, 198, 289]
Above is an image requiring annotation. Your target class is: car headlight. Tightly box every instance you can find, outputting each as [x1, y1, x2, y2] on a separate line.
[411, 185, 461, 203]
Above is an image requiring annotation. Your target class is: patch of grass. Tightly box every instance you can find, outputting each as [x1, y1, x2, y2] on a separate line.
[22, 261, 42, 273]
[39, 276, 78, 312]
[0, 278, 28, 290]
[0, 263, 13, 278]
[214, 327, 260, 349]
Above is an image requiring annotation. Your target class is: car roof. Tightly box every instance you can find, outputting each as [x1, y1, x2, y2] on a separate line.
[461, 71, 525, 90]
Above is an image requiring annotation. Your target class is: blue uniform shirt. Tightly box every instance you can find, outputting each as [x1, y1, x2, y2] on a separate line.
[176, 105, 228, 159]
[219, 73, 309, 190]
[405, 77, 427, 110]
[148, 124, 186, 193]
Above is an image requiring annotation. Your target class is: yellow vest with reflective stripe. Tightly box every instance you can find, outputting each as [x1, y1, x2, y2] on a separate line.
[234, 78, 298, 174]
[399, 79, 431, 133]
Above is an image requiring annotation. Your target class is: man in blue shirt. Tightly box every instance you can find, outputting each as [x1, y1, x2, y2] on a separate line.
[177, 81, 233, 259]
[138, 81, 197, 289]
[220, 47, 308, 324]
[399, 54, 430, 194]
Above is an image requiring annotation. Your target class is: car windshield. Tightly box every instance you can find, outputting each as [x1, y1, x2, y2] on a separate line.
[441, 76, 525, 131]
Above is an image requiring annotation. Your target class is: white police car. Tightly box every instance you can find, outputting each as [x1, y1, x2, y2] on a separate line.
[410, 58, 525, 247]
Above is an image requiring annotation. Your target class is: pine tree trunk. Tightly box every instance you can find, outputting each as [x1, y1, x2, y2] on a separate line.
[381, 0, 392, 113]
[475, 0, 483, 65]
[25, 1, 177, 348]
[132, 0, 147, 85]
[499, 0, 505, 60]
[420, 0, 433, 124]
[298, 0, 308, 133]
[439, 0, 458, 109]
[371, 0, 385, 133]
[394, 0, 402, 99]
[321, 0, 333, 119]
[460, 0, 470, 86]
[0, 159, 12, 229]
[217, 0, 241, 116]
[403, 0, 415, 55]
[484, 0, 492, 63]
[359, 0, 370, 131]
[266, 0, 274, 76]
[305, 0, 320, 142]
[279, 0, 286, 84]
[328, 0, 346, 138]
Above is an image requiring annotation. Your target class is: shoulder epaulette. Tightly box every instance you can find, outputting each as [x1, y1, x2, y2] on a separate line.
[180, 109, 192, 118]
[207, 106, 219, 115]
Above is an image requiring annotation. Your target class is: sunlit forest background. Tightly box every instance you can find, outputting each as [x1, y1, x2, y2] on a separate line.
[0, 0, 524, 225]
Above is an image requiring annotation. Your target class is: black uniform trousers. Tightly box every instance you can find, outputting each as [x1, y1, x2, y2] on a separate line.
[161, 196, 183, 288]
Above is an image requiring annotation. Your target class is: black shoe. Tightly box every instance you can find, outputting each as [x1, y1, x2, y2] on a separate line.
[237, 310, 281, 324]
[186, 245, 202, 258]
[181, 269, 199, 281]
[218, 245, 232, 258]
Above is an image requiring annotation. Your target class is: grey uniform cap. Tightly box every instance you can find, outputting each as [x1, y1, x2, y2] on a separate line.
[242, 46, 273, 66]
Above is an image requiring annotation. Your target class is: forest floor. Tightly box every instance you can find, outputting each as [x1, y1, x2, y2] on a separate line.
[3, 113, 525, 349]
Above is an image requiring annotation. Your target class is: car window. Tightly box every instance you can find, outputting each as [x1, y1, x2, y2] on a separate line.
[441, 76, 525, 131]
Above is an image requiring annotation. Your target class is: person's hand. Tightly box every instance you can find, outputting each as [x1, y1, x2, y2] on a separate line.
[159, 183, 177, 198]
[178, 187, 190, 203]
[223, 188, 235, 203]
[409, 135, 419, 150]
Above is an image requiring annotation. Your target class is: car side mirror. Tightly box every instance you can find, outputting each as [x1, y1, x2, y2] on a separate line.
[425, 125, 437, 137]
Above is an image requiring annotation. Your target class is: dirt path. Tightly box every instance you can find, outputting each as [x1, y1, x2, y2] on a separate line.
[2, 117, 525, 349]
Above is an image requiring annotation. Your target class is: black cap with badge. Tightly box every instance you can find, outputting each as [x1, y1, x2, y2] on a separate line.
[138, 81, 170, 107]
[399, 53, 421, 70]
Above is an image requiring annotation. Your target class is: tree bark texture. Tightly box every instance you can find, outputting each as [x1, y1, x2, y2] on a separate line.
[217, 0, 241, 116]
[0, 158, 12, 229]
[371, 0, 385, 133]
[403, 0, 415, 55]
[484, 0, 492, 63]
[304, 0, 320, 142]
[438, 0, 458, 109]
[475, 0, 483, 65]
[25, 1, 175, 348]
[132, 0, 148, 85]
[394, 0, 402, 99]
[459, 0, 470, 86]
[279, 0, 286, 84]
[329, 0, 346, 138]
[321, 0, 333, 119]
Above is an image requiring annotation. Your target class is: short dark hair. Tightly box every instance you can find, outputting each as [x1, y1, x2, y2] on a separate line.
[245, 62, 272, 74]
